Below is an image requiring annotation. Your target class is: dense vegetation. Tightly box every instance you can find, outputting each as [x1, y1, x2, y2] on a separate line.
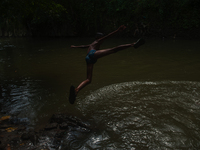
[1, 0, 200, 38]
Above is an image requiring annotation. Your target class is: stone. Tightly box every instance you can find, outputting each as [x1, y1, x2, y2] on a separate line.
[59, 122, 68, 130]
[45, 123, 58, 130]
[29, 134, 39, 145]
[21, 133, 30, 140]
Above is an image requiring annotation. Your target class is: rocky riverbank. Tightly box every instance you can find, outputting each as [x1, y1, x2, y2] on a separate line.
[0, 114, 91, 150]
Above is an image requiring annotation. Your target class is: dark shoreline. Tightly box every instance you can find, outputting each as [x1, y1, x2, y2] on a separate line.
[0, 113, 91, 150]
[1, 28, 200, 40]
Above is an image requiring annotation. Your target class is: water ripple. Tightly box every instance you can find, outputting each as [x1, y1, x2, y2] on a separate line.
[75, 81, 200, 149]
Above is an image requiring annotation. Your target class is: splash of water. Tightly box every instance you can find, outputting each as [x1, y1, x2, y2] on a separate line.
[62, 81, 200, 149]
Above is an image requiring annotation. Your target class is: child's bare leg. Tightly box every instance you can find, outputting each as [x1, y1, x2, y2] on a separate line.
[75, 64, 93, 94]
[94, 44, 132, 59]
[94, 39, 145, 59]
[75, 79, 90, 94]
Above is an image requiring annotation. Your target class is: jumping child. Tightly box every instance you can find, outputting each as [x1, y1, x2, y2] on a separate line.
[69, 25, 145, 104]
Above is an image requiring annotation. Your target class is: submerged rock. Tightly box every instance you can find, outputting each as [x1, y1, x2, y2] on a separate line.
[45, 123, 58, 130]
[0, 113, 91, 149]
[59, 122, 68, 129]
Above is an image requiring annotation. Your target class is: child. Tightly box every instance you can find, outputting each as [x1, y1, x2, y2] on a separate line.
[69, 25, 145, 104]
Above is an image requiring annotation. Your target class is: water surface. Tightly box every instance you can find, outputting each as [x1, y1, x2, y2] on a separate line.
[0, 37, 200, 149]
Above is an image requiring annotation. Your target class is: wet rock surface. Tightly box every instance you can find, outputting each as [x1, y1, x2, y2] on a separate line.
[0, 113, 91, 150]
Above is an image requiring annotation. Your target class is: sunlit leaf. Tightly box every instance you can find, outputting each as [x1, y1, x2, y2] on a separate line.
[0, 116, 11, 121]
[5, 127, 18, 132]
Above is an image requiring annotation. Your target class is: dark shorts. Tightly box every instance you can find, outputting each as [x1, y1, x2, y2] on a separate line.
[85, 50, 97, 64]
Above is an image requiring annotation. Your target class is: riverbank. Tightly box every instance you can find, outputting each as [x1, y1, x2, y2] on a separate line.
[1, 27, 200, 39]
[0, 113, 91, 150]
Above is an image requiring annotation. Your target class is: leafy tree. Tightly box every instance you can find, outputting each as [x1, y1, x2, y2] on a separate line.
[0, 0, 200, 37]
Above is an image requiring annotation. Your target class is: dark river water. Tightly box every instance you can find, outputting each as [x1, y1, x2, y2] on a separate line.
[0, 37, 200, 149]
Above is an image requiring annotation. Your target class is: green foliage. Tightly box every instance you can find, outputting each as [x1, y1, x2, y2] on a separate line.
[27, 0, 67, 24]
[0, 0, 68, 36]
[0, 0, 200, 37]
[24, 0, 68, 36]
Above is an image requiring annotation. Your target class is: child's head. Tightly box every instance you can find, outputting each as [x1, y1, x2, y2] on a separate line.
[95, 32, 104, 40]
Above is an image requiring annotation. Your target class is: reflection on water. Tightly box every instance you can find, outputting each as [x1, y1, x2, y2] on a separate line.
[0, 37, 200, 149]
[0, 78, 50, 126]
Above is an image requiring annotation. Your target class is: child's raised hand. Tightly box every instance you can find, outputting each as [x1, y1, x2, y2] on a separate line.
[118, 25, 126, 32]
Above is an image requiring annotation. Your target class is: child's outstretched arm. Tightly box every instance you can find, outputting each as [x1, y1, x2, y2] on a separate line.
[97, 25, 126, 43]
[71, 45, 90, 48]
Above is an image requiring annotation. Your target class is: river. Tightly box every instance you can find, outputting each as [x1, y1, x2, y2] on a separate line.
[0, 37, 200, 149]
